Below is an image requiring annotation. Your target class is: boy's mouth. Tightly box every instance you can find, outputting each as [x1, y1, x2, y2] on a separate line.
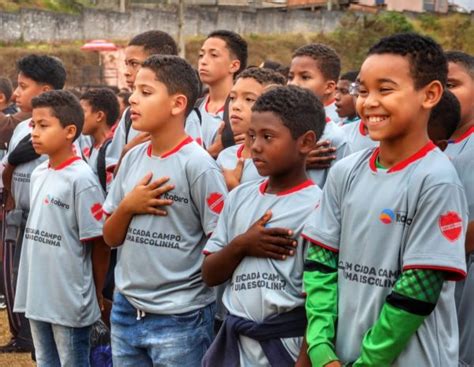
[366, 115, 389, 125]
[130, 110, 141, 120]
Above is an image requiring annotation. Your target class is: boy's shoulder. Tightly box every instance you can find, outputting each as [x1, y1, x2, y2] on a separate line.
[413, 147, 463, 188]
[322, 119, 348, 147]
[216, 144, 240, 165]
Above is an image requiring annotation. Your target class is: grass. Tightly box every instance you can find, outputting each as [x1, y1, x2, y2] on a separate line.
[0, 310, 35, 366]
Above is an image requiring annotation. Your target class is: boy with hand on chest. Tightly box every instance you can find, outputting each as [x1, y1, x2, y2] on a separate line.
[303, 33, 467, 367]
[102, 55, 227, 367]
[202, 85, 326, 367]
[14, 90, 110, 366]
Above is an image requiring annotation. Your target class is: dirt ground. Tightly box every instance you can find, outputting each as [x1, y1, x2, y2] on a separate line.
[0, 310, 35, 366]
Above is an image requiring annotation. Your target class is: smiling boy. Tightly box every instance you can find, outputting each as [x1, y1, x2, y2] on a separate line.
[303, 33, 467, 367]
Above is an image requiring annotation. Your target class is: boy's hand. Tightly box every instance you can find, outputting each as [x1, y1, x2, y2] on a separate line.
[222, 158, 244, 191]
[235, 210, 296, 260]
[207, 122, 225, 159]
[121, 173, 174, 216]
[306, 140, 337, 169]
[233, 132, 247, 145]
[123, 132, 151, 156]
[96, 292, 105, 312]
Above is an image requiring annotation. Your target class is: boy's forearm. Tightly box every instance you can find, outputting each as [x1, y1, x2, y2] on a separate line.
[202, 237, 246, 286]
[103, 203, 133, 247]
[466, 221, 474, 254]
[91, 237, 111, 296]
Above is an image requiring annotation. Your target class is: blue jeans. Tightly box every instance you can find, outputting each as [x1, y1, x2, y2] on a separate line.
[29, 319, 91, 367]
[111, 292, 215, 367]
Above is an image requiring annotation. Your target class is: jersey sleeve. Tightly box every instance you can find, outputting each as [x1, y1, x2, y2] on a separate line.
[189, 162, 227, 236]
[107, 108, 128, 164]
[202, 191, 233, 255]
[402, 183, 467, 280]
[75, 181, 106, 241]
[302, 167, 342, 252]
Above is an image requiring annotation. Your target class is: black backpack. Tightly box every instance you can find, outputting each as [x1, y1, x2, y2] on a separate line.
[96, 138, 112, 193]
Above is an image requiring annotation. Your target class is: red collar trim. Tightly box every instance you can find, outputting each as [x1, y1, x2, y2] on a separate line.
[49, 156, 81, 170]
[259, 179, 315, 196]
[450, 125, 474, 144]
[205, 96, 225, 115]
[236, 144, 245, 159]
[359, 120, 368, 136]
[369, 141, 436, 173]
[146, 136, 193, 158]
[324, 98, 335, 107]
[325, 116, 331, 124]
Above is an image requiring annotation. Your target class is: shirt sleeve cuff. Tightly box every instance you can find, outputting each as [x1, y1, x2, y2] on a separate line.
[309, 343, 339, 367]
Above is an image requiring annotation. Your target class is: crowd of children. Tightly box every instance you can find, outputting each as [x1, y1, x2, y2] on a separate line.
[0, 27, 471, 367]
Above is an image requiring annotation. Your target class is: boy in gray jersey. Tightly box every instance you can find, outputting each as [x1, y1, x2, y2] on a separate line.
[303, 33, 467, 367]
[103, 55, 227, 366]
[288, 44, 351, 187]
[14, 90, 110, 366]
[444, 51, 474, 157]
[202, 86, 325, 367]
[217, 67, 285, 190]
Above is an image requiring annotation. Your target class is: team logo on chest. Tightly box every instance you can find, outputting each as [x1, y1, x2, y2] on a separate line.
[439, 211, 463, 242]
[44, 195, 70, 210]
[207, 192, 224, 214]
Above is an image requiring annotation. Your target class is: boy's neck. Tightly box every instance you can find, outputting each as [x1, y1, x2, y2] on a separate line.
[378, 133, 430, 169]
[265, 163, 309, 195]
[149, 117, 188, 157]
[241, 140, 251, 158]
[48, 145, 76, 169]
[0, 102, 8, 111]
[322, 92, 336, 106]
[451, 120, 474, 140]
[207, 77, 233, 113]
[91, 124, 111, 147]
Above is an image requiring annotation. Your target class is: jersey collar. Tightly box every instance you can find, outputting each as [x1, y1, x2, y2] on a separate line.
[49, 156, 81, 170]
[236, 144, 245, 159]
[324, 98, 335, 107]
[204, 95, 225, 115]
[359, 120, 368, 136]
[448, 125, 474, 144]
[259, 179, 315, 196]
[146, 136, 193, 159]
[369, 141, 436, 173]
[325, 116, 331, 124]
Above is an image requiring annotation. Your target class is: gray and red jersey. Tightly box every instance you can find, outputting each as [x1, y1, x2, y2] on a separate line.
[3, 119, 82, 212]
[216, 144, 263, 186]
[107, 107, 204, 164]
[189, 96, 224, 148]
[204, 179, 321, 366]
[302, 142, 467, 366]
[452, 147, 474, 366]
[14, 157, 105, 327]
[445, 126, 474, 158]
[307, 118, 351, 188]
[341, 119, 378, 153]
[103, 137, 227, 315]
[324, 100, 342, 126]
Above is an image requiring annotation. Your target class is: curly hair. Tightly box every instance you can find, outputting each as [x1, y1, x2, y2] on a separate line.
[81, 88, 120, 126]
[238, 67, 286, 87]
[292, 43, 341, 82]
[17, 55, 66, 90]
[129, 30, 178, 56]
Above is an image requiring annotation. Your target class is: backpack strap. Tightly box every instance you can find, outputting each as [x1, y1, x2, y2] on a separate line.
[97, 138, 113, 193]
[124, 108, 132, 145]
[221, 96, 235, 149]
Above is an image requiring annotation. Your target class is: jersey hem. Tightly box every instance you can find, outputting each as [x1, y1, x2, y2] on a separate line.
[403, 264, 466, 281]
[301, 233, 339, 253]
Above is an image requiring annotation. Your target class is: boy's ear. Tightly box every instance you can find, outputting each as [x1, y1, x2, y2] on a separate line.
[229, 60, 241, 75]
[65, 124, 77, 141]
[323, 80, 337, 98]
[96, 110, 106, 123]
[0, 93, 5, 104]
[171, 93, 188, 116]
[422, 81, 443, 110]
[41, 84, 53, 93]
[298, 130, 317, 155]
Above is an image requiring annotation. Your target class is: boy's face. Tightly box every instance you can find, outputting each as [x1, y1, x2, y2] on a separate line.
[124, 45, 149, 89]
[335, 79, 357, 119]
[356, 54, 441, 142]
[129, 68, 184, 134]
[447, 61, 474, 127]
[198, 37, 238, 85]
[31, 107, 76, 156]
[14, 72, 50, 113]
[80, 100, 101, 136]
[288, 56, 332, 100]
[229, 77, 264, 137]
[249, 111, 302, 177]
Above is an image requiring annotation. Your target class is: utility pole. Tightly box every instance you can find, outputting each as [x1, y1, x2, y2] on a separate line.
[119, 0, 126, 12]
[327, 0, 332, 11]
[178, 0, 186, 58]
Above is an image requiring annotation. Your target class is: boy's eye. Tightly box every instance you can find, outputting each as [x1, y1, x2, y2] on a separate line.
[446, 82, 456, 89]
[245, 97, 256, 103]
[379, 88, 393, 93]
[287, 74, 294, 81]
[302, 75, 312, 81]
[264, 134, 272, 140]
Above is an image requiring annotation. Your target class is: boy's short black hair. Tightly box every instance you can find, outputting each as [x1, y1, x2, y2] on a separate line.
[142, 55, 199, 116]
[340, 71, 359, 82]
[0, 77, 13, 102]
[80, 88, 120, 127]
[445, 51, 474, 78]
[32, 90, 84, 141]
[128, 30, 178, 56]
[368, 33, 447, 89]
[428, 89, 461, 141]
[252, 85, 325, 141]
[207, 30, 248, 74]
[117, 91, 131, 107]
[292, 43, 341, 82]
[238, 67, 286, 87]
[17, 55, 66, 90]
